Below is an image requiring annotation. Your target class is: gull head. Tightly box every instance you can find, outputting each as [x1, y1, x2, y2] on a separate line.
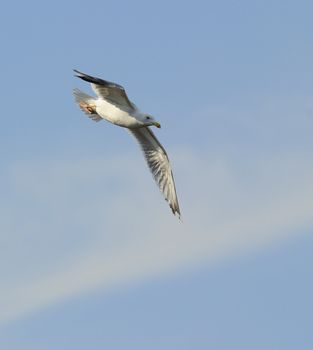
[143, 114, 161, 128]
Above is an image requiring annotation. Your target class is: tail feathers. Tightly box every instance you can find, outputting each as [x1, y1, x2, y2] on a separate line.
[73, 88, 102, 122]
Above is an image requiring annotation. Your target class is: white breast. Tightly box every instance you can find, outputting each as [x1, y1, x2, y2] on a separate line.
[95, 99, 142, 128]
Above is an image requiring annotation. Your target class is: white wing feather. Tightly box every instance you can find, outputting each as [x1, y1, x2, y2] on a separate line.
[128, 127, 180, 217]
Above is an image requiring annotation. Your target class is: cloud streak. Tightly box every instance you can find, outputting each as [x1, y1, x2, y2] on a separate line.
[1, 148, 313, 325]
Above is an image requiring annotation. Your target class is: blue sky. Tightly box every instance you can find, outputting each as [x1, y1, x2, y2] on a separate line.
[0, 0, 313, 349]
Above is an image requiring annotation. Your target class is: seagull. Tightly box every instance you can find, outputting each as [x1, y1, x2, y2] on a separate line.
[73, 70, 181, 218]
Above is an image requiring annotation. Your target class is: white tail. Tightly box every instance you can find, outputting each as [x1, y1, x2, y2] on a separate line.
[73, 88, 102, 122]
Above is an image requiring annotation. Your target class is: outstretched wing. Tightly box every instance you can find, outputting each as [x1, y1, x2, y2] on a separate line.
[128, 127, 181, 217]
[74, 69, 135, 111]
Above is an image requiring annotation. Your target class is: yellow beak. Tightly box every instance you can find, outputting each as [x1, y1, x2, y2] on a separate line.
[153, 122, 161, 128]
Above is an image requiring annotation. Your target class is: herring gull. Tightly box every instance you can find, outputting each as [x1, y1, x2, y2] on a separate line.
[73, 70, 180, 218]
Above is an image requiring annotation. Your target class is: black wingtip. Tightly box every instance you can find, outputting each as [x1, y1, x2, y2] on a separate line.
[72, 69, 106, 85]
[74, 69, 92, 78]
[72, 69, 123, 89]
[73, 69, 84, 78]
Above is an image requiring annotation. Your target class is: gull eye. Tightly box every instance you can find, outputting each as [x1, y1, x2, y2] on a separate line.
[146, 116, 151, 120]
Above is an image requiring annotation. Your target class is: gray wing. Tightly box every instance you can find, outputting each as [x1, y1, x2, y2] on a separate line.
[74, 69, 135, 111]
[128, 127, 181, 217]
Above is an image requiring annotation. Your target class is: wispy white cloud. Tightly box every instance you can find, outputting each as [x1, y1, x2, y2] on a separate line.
[1, 147, 312, 325]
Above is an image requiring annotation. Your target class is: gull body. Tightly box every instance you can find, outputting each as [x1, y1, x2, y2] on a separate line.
[73, 69, 180, 218]
[95, 99, 146, 128]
